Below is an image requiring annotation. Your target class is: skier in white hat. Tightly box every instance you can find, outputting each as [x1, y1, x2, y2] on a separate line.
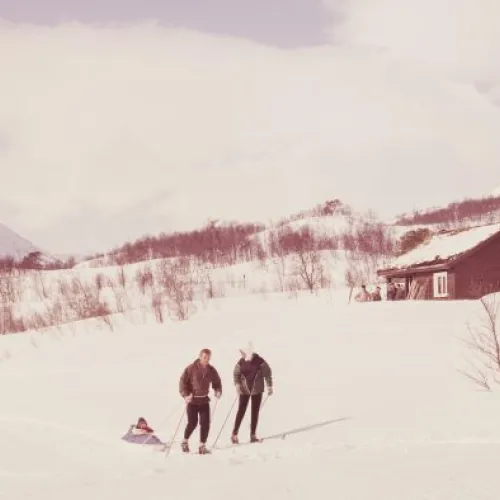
[231, 343, 273, 444]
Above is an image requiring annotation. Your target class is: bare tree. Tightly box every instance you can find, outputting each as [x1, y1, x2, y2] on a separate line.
[32, 271, 49, 300]
[151, 291, 164, 323]
[461, 292, 500, 390]
[345, 269, 356, 304]
[116, 267, 127, 288]
[268, 229, 287, 292]
[293, 250, 326, 293]
[0, 273, 23, 303]
[156, 258, 197, 321]
[136, 267, 154, 295]
[269, 226, 327, 293]
[0, 303, 25, 334]
[109, 280, 129, 314]
[344, 256, 371, 290]
[62, 277, 111, 324]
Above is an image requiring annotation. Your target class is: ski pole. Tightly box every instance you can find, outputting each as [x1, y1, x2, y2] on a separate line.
[211, 397, 219, 421]
[142, 403, 183, 447]
[211, 395, 238, 449]
[165, 406, 185, 458]
[260, 394, 270, 411]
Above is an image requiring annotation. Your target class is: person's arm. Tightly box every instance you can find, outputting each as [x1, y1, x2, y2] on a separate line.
[211, 366, 222, 395]
[233, 362, 241, 386]
[233, 362, 243, 394]
[179, 366, 190, 398]
[261, 360, 273, 390]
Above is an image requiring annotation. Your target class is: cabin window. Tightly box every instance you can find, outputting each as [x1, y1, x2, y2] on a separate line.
[433, 272, 448, 298]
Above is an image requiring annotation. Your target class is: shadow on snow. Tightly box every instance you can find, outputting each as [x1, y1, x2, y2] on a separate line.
[215, 416, 351, 450]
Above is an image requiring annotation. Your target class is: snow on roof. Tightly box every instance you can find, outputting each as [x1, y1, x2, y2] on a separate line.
[389, 223, 500, 270]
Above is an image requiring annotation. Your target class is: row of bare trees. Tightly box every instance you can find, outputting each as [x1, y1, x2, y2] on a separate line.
[396, 195, 500, 228]
[101, 209, 397, 269]
[1, 256, 220, 334]
[1, 274, 114, 335]
[110, 221, 265, 267]
[0, 251, 76, 273]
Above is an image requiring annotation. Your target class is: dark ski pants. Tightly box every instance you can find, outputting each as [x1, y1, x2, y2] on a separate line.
[233, 393, 263, 436]
[184, 403, 210, 444]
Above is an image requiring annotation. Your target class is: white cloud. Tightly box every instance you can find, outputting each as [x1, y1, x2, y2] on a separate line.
[1, 13, 500, 253]
[325, 0, 500, 81]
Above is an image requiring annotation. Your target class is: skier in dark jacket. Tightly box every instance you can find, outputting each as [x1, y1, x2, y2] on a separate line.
[231, 343, 273, 444]
[179, 348, 222, 454]
[387, 281, 396, 300]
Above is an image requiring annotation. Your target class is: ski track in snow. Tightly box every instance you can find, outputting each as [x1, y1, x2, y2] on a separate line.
[2, 291, 500, 499]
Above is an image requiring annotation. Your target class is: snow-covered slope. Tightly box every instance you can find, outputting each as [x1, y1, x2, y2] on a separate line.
[0, 222, 41, 259]
[253, 199, 378, 250]
[1, 293, 500, 499]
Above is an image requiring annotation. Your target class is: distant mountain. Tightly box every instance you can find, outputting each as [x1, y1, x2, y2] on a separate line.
[0, 222, 43, 259]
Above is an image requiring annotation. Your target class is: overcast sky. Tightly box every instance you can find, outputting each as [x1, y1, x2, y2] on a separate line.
[1, 0, 500, 255]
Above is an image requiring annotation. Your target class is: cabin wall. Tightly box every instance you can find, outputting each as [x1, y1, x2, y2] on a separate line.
[407, 275, 431, 299]
[447, 272, 456, 300]
[453, 233, 500, 299]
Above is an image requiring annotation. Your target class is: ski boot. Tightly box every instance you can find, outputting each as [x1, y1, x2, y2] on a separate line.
[199, 443, 211, 455]
[231, 434, 239, 445]
[181, 440, 190, 453]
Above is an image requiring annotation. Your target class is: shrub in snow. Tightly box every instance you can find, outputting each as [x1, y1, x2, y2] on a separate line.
[398, 228, 432, 256]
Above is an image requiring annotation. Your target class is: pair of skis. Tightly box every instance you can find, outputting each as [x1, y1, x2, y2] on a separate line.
[164, 417, 350, 456]
[162, 437, 263, 455]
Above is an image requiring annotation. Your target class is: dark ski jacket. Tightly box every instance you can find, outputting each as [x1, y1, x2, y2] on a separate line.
[179, 359, 222, 405]
[233, 354, 273, 395]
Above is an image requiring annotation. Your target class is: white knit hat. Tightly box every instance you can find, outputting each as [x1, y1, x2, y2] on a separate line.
[239, 342, 254, 361]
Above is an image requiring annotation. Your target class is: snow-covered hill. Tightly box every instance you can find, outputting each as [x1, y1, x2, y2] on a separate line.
[1, 292, 500, 499]
[0, 222, 41, 259]
[250, 199, 391, 253]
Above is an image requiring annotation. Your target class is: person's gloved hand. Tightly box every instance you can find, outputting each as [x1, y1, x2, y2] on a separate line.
[268, 387, 273, 396]
[184, 394, 193, 403]
[214, 390, 222, 399]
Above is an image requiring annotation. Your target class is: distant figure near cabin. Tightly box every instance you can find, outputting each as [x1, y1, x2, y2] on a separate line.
[355, 285, 371, 302]
[387, 282, 396, 300]
[371, 287, 382, 301]
[395, 284, 406, 300]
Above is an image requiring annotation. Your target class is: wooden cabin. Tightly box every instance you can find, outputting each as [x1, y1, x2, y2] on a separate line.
[377, 223, 500, 300]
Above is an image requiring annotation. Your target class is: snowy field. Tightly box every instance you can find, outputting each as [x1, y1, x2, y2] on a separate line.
[2, 291, 500, 499]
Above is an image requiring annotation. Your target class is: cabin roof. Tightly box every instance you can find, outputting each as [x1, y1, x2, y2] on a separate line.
[378, 223, 500, 276]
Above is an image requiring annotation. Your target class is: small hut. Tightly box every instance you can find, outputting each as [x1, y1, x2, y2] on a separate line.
[377, 223, 500, 300]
